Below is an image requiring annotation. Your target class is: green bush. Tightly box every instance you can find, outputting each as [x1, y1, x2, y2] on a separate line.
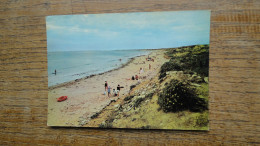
[195, 113, 209, 127]
[145, 92, 154, 99]
[124, 95, 134, 101]
[99, 122, 113, 128]
[99, 117, 115, 128]
[140, 125, 151, 129]
[160, 45, 209, 78]
[134, 98, 144, 109]
[158, 79, 208, 112]
[90, 112, 100, 119]
[159, 72, 167, 80]
[159, 61, 182, 79]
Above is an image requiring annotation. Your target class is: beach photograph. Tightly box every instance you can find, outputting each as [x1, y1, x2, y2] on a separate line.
[46, 10, 211, 130]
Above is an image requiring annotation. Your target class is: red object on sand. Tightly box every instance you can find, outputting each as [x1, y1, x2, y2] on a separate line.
[57, 96, 67, 102]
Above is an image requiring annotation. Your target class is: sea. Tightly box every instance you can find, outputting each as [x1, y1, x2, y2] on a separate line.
[48, 50, 151, 87]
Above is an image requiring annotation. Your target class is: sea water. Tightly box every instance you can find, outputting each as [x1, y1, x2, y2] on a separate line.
[48, 50, 151, 87]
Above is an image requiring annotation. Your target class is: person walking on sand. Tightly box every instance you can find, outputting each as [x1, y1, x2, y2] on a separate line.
[149, 64, 151, 70]
[117, 84, 121, 96]
[104, 81, 108, 92]
[107, 86, 111, 97]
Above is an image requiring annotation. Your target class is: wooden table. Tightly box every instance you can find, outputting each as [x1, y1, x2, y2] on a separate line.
[1, 0, 259, 145]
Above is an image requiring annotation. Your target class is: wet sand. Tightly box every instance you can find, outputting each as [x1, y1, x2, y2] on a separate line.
[48, 49, 167, 127]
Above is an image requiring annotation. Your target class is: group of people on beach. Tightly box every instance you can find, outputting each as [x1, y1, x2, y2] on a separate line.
[146, 55, 154, 62]
[103, 55, 155, 98]
[131, 75, 139, 80]
[127, 56, 154, 81]
[129, 67, 143, 81]
[104, 81, 122, 97]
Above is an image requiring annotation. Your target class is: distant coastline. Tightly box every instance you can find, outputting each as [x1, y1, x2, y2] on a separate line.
[48, 49, 152, 88]
[48, 52, 152, 90]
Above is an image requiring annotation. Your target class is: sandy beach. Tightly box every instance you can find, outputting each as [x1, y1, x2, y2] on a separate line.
[48, 49, 168, 127]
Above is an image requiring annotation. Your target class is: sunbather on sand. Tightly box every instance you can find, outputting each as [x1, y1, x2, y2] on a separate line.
[135, 75, 139, 80]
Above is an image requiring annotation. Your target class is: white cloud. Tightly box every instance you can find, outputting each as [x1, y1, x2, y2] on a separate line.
[47, 22, 119, 39]
[46, 24, 65, 30]
[47, 23, 90, 33]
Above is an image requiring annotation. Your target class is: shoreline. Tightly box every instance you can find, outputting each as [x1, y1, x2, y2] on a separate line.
[48, 49, 167, 127]
[48, 54, 147, 90]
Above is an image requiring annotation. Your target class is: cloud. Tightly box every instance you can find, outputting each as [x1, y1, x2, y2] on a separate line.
[46, 24, 65, 30]
[47, 22, 119, 39]
[47, 23, 92, 33]
[46, 10, 210, 51]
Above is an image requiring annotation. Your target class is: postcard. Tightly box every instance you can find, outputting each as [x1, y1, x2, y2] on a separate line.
[47, 10, 210, 130]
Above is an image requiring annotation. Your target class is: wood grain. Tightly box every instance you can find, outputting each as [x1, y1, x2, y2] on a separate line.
[1, 0, 260, 145]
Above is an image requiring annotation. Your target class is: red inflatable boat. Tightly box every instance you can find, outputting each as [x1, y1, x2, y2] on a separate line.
[57, 96, 67, 102]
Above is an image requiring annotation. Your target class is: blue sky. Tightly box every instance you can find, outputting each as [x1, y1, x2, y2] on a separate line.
[46, 10, 210, 52]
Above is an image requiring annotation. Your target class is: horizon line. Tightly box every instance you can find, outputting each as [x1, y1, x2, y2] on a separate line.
[48, 44, 209, 53]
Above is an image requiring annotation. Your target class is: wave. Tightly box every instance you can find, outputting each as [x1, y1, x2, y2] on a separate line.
[48, 50, 151, 87]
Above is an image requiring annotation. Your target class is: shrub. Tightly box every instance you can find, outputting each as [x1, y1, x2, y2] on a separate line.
[159, 72, 167, 80]
[124, 95, 134, 101]
[145, 92, 154, 99]
[134, 98, 144, 109]
[99, 122, 113, 128]
[162, 45, 209, 78]
[186, 45, 209, 77]
[158, 79, 208, 112]
[141, 125, 151, 129]
[159, 61, 182, 79]
[90, 112, 100, 119]
[130, 85, 136, 90]
[99, 116, 115, 128]
[195, 113, 209, 127]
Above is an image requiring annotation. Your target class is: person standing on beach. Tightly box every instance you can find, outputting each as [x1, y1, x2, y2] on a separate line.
[105, 81, 108, 91]
[107, 86, 111, 97]
[117, 84, 121, 96]
[149, 64, 151, 70]
[117, 84, 120, 91]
